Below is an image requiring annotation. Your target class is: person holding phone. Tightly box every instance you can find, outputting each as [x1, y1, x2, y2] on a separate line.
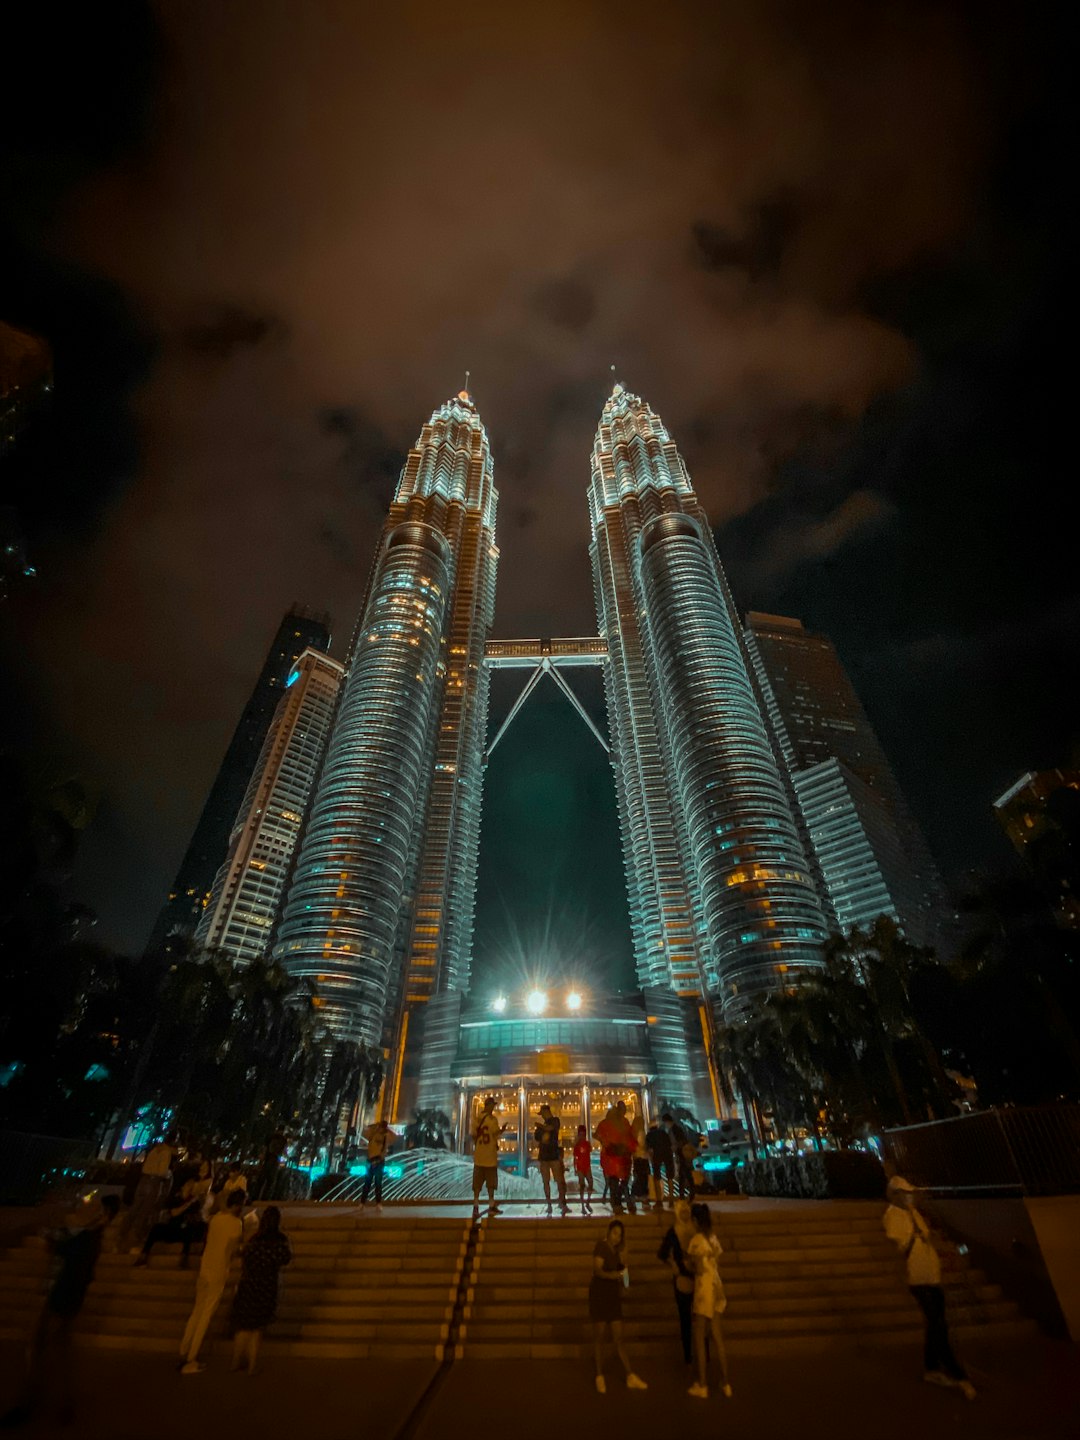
[589, 1220, 647, 1395]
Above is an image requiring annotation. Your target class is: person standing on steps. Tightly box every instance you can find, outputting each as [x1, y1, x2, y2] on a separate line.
[126, 1132, 176, 1251]
[535, 1104, 568, 1215]
[657, 1198, 697, 1367]
[647, 1116, 675, 1208]
[359, 1117, 400, 1211]
[596, 1104, 636, 1214]
[668, 1114, 697, 1199]
[573, 1125, 594, 1213]
[178, 1188, 245, 1375]
[686, 1203, 732, 1400]
[630, 1114, 650, 1203]
[471, 1097, 507, 1218]
[229, 1205, 292, 1375]
[883, 1175, 976, 1400]
[0, 1195, 120, 1429]
[589, 1219, 647, 1395]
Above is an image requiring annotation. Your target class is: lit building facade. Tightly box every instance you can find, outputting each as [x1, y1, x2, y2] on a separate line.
[196, 647, 345, 964]
[588, 387, 827, 1017]
[744, 612, 951, 951]
[148, 606, 332, 954]
[274, 393, 498, 1059]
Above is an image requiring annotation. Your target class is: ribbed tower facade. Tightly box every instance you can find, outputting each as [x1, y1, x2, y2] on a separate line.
[274, 393, 497, 1052]
[196, 647, 344, 964]
[589, 385, 826, 1015]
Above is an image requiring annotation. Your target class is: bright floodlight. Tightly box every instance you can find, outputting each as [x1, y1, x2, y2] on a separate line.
[491, 995, 508, 1013]
[566, 991, 583, 1011]
[526, 989, 547, 1014]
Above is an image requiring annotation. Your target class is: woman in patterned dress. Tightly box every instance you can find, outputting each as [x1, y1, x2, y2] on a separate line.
[229, 1206, 291, 1374]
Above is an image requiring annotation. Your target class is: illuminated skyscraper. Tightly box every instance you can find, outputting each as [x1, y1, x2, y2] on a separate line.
[196, 647, 345, 964]
[148, 606, 331, 953]
[588, 386, 827, 1015]
[274, 393, 498, 1058]
[744, 612, 951, 951]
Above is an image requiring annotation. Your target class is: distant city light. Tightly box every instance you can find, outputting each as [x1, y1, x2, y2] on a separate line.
[566, 991, 583, 1010]
[526, 989, 547, 1014]
[491, 995, 508, 1013]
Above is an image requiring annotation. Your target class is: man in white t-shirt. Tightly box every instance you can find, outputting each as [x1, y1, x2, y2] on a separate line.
[471, 1099, 506, 1218]
[883, 1176, 975, 1399]
[178, 1188, 245, 1374]
[360, 1119, 400, 1210]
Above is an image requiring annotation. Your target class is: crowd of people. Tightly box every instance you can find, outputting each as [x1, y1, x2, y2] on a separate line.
[1, 1117, 976, 1425]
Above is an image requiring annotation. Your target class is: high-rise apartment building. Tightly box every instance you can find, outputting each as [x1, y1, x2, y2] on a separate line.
[588, 387, 827, 1014]
[274, 392, 498, 1060]
[744, 612, 951, 951]
[148, 606, 332, 952]
[196, 647, 345, 964]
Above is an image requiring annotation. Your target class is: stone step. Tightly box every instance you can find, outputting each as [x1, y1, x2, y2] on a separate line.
[0, 1327, 442, 1360]
[465, 1284, 1005, 1322]
[458, 1316, 1037, 1361]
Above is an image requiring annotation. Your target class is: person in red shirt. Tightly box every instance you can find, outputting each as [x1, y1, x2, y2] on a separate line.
[595, 1104, 636, 1214]
[572, 1125, 594, 1214]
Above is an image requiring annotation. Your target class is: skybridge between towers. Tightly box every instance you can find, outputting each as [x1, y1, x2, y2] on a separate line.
[483, 636, 609, 762]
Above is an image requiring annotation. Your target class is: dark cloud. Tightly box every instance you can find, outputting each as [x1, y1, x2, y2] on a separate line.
[531, 277, 596, 332]
[318, 406, 404, 504]
[0, 0, 1068, 950]
[181, 304, 286, 359]
[691, 194, 801, 281]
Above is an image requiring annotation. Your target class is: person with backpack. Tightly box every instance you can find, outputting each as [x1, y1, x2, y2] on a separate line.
[883, 1176, 976, 1399]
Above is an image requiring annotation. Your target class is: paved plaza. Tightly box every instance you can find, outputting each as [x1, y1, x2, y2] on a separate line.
[1, 1333, 1077, 1440]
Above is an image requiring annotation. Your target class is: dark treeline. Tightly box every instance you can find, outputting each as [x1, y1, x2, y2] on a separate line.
[0, 753, 382, 1164]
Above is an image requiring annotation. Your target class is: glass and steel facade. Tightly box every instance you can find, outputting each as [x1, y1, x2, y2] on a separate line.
[744, 611, 952, 952]
[274, 394, 498, 1053]
[589, 386, 826, 1015]
[196, 647, 344, 965]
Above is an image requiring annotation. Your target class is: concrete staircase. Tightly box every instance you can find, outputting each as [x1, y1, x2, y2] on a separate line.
[0, 1213, 467, 1360]
[0, 1202, 1037, 1362]
[458, 1201, 1037, 1359]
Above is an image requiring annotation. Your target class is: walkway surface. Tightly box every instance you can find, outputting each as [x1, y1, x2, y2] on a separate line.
[2, 1333, 1076, 1439]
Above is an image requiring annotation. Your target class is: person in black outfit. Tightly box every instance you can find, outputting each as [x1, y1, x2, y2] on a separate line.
[657, 1199, 697, 1365]
[647, 1117, 675, 1208]
[134, 1163, 210, 1269]
[229, 1205, 292, 1375]
[534, 1104, 568, 1214]
[1, 1195, 120, 1428]
[667, 1115, 696, 1198]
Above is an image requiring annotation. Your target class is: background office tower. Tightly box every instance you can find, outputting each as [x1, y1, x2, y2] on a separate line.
[588, 385, 826, 1016]
[196, 647, 345, 964]
[147, 605, 332, 953]
[744, 612, 951, 952]
[274, 392, 498, 1064]
[994, 768, 1080, 930]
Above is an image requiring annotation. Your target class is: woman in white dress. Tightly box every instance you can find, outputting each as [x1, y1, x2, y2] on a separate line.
[686, 1203, 732, 1400]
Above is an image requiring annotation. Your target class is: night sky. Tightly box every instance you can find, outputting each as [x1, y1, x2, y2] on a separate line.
[1, 3, 1072, 992]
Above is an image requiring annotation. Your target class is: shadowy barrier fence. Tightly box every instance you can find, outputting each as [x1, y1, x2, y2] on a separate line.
[880, 1105, 1080, 1196]
[737, 1150, 885, 1199]
[0, 1130, 97, 1205]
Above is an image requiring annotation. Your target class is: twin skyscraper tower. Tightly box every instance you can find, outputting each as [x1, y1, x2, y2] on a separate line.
[268, 384, 832, 1119]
